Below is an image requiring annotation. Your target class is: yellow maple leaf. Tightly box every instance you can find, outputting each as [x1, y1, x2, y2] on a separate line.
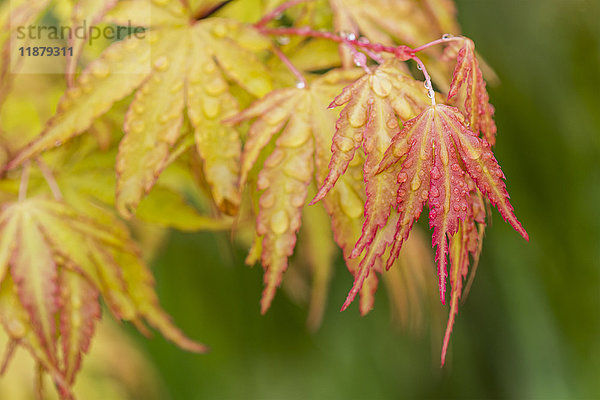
[7, 1, 273, 218]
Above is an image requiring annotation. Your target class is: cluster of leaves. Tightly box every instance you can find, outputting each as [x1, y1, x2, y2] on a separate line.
[0, 0, 528, 396]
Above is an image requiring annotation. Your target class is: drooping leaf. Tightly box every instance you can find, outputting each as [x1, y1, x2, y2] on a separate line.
[9, 204, 59, 365]
[228, 69, 363, 312]
[310, 61, 430, 310]
[382, 227, 439, 333]
[58, 269, 100, 384]
[448, 38, 497, 144]
[299, 186, 336, 331]
[441, 177, 485, 365]
[311, 61, 430, 204]
[376, 105, 527, 305]
[0, 276, 71, 397]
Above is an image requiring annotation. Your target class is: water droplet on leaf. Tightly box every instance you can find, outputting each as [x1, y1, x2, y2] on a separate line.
[270, 210, 289, 234]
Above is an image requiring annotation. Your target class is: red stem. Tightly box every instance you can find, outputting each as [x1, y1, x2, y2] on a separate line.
[258, 23, 452, 102]
[271, 45, 307, 87]
[258, 26, 414, 60]
[412, 35, 464, 53]
[411, 55, 435, 105]
[37, 158, 63, 201]
[255, 0, 314, 28]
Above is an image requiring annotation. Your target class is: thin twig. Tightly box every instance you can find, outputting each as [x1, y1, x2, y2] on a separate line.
[18, 161, 31, 202]
[255, 0, 314, 28]
[345, 39, 371, 73]
[412, 35, 464, 53]
[0, 340, 16, 375]
[411, 55, 435, 105]
[36, 158, 63, 200]
[258, 26, 412, 59]
[271, 45, 307, 88]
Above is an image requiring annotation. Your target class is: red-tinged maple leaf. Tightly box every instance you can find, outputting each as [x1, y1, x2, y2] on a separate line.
[375, 104, 527, 306]
[58, 269, 100, 386]
[310, 60, 431, 311]
[448, 38, 497, 144]
[441, 177, 485, 365]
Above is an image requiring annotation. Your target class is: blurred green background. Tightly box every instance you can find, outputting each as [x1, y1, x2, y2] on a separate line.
[130, 1, 600, 399]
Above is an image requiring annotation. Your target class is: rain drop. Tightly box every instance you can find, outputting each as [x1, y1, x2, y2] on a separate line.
[398, 172, 408, 183]
[170, 81, 184, 93]
[212, 23, 227, 38]
[386, 118, 399, 130]
[371, 75, 392, 97]
[257, 175, 270, 191]
[154, 56, 169, 72]
[336, 137, 355, 152]
[270, 210, 289, 234]
[410, 175, 421, 191]
[204, 62, 217, 74]
[130, 120, 145, 134]
[339, 187, 363, 218]
[442, 33, 453, 40]
[348, 109, 367, 128]
[202, 98, 220, 119]
[264, 149, 285, 168]
[205, 79, 227, 96]
[296, 81, 306, 89]
[259, 192, 275, 208]
[133, 103, 145, 114]
[91, 61, 110, 78]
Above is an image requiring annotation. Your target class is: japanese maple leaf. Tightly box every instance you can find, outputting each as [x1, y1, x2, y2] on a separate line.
[448, 38, 497, 144]
[6, 0, 273, 218]
[441, 175, 486, 364]
[310, 60, 431, 311]
[376, 104, 527, 302]
[227, 69, 364, 313]
[0, 197, 206, 394]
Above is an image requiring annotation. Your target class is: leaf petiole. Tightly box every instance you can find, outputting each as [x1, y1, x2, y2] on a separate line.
[18, 161, 31, 202]
[36, 158, 63, 201]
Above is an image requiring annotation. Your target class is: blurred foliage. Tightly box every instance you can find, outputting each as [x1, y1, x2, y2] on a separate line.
[0, 319, 164, 400]
[129, 0, 598, 399]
